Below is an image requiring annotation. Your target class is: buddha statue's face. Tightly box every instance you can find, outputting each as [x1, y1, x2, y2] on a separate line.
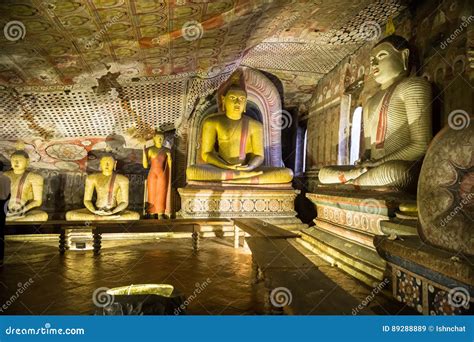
[11, 154, 29, 173]
[370, 42, 409, 85]
[100, 156, 116, 175]
[153, 134, 164, 147]
[222, 88, 247, 120]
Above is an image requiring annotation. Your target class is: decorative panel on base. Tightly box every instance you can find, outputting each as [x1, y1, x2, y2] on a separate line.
[375, 235, 473, 315]
[178, 186, 306, 230]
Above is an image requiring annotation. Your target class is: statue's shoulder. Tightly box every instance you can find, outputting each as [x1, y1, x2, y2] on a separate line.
[246, 116, 263, 129]
[398, 76, 431, 90]
[115, 173, 129, 183]
[4, 170, 13, 178]
[397, 76, 431, 98]
[28, 172, 44, 181]
[203, 113, 223, 123]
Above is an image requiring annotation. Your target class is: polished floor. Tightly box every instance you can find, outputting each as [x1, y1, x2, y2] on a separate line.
[0, 235, 411, 315]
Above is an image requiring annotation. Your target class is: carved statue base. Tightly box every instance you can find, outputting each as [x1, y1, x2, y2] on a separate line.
[178, 185, 306, 231]
[300, 188, 416, 286]
[375, 235, 473, 315]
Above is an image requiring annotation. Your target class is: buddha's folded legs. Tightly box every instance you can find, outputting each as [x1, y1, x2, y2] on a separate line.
[6, 210, 48, 222]
[318, 166, 367, 184]
[351, 160, 420, 190]
[66, 208, 140, 221]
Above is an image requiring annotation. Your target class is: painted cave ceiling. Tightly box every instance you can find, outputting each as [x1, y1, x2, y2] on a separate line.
[0, 0, 405, 143]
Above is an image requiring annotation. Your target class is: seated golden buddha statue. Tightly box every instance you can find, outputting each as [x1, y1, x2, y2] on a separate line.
[186, 81, 293, 184]
[66, 154, 140, 221]
[5, 149, 48, 222]
[318, 35, 432, 190]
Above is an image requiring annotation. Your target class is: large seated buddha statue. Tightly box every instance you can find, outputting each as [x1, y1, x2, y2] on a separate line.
[318, 35, 432, 191]
[5, 149, 48, 222]
[186, 80, 293, 184]
[66, 154, 140, 221]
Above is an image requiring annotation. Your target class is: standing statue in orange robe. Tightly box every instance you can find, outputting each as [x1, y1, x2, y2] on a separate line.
[143, 132, 172, 219]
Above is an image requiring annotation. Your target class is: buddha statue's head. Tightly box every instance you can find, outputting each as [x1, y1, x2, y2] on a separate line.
[100, 154, 116, 176]
[10, 150, 30, 174]
[152, 132, 165, 148]
[221, 85, 247, 120]
[370, 35, 410, 86]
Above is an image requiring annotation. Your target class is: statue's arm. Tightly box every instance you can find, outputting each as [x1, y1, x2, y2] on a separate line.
[142, 146, 149, 169]
[111, 177, 129, 214]
[359, 100, 372, 163]
[380, 78, 432, 163]
[201, 119, 232, 169]
[246, 122, 264, 170]
[24, 175, 44, 212]
[83, 176, 97, 213]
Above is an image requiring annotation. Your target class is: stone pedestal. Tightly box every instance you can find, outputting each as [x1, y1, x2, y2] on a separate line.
[301, 188, 416, 286]
[375, 235, 473, 315]
[178, 185, 306, 231]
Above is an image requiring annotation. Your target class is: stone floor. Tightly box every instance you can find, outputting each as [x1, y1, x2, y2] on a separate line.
[0, 235, 414, 315]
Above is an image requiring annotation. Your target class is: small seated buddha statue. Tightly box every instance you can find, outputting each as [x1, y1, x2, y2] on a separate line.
[66, 154, 140, 221]
[186, 79, 293, 184]
[318, 35, 432, 190]
[5, 149, 48, 222]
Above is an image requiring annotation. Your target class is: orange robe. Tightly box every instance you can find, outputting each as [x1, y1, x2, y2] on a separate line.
[146, 150, 171, 214]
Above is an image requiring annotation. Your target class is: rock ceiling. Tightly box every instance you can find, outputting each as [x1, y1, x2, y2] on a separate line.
[0, 0, 404, 141]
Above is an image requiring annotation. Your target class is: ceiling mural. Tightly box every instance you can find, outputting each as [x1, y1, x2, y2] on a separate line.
[0, 0, 406, 168]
